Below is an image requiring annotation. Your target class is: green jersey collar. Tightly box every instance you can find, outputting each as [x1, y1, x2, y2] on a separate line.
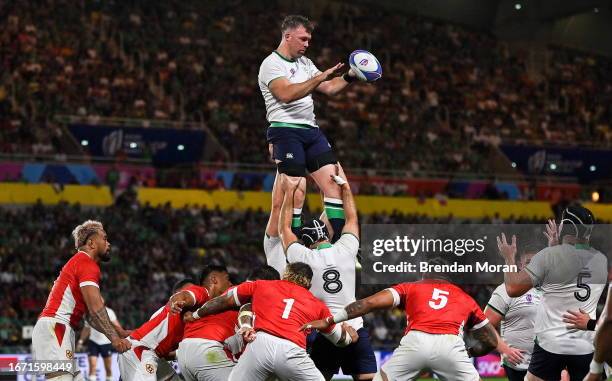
[273, 50, 296, 62]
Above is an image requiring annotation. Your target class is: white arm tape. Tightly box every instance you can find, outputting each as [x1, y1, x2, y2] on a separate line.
[332, 309, 349, 324]
[231, 288, 242, 306]
[589, 360, 604, 374]
[80, 281, 99, 288]
[471, 318, 489, 331]
[238, 310, 254, 328]
[386, 288, 400, 307]
[321, 324, 352, 347]
[192, 310, 201, 320]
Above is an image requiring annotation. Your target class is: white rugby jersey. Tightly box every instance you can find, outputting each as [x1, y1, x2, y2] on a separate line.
[286, 233, 363, 330]
[525, 243, 607, 355]
[258, 51, 320, 127]
[487, 284, 541, 370]
[263, 234, 287, 276]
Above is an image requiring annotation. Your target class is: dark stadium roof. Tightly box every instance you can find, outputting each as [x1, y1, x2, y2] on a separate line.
[356, 0, 612, 55]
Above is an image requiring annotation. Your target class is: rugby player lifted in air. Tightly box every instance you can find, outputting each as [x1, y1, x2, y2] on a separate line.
[259, 14, 361, 243]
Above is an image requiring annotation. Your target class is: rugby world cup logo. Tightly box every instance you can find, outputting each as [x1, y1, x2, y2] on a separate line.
[359, 58, 369, 66]
[527, 149, 546, 174]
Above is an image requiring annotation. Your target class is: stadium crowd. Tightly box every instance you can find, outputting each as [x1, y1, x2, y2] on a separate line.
[2, 0, 612, 173]
[0, 198, 559, 353]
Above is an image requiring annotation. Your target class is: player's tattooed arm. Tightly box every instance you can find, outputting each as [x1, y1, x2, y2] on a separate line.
[87, 306, 120, 341]
[344, 299, 369, 319]
[301, 290, 395, 332]
[497, 233, 532, 297]
[346, 289, 395, 319]
[81, 285, 131, 352]
[466, 323, 498, 357]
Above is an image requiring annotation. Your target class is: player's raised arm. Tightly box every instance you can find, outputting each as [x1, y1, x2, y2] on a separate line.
[279, 175, 303, 251]
[497, 233, 533, 297]
[330, 163, 358, 239]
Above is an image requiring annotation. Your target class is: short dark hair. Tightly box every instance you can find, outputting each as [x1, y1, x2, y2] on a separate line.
[199, 265, 228, 284]
[172, 278, 196, 292]
[281, 15, 314, 34]
[248, 265, 281, 281]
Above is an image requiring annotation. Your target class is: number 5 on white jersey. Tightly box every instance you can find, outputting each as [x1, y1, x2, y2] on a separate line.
[429, 288, 449, 310]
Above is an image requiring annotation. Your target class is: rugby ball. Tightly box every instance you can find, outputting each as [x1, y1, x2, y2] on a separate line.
[349, 50, 382, 82]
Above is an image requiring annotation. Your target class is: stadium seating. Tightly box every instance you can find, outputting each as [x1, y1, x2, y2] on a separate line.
[1, 1, 611, 174]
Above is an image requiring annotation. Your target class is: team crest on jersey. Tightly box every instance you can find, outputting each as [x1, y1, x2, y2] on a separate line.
[145, 364, 155, 374]
[286, 153, 294, 159]
[65, 350, 73, 359]
[289, 68, 296, 78]
[526, 293, 533, 303]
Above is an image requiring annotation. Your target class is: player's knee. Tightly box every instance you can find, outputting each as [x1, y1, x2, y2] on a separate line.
[271, 194, 283, 210]
[307, 151, 337, 174]
[277, 161, 307, 177]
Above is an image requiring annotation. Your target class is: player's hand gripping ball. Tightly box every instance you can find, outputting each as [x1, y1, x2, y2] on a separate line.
[349, 50, 382, 82]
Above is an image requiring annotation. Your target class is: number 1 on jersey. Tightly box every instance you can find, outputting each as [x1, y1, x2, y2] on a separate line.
[282, 298, 295, 319]
[429, 288, 449, 310]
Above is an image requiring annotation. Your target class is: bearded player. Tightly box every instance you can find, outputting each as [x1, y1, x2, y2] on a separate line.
[32, 220, 131, 381]
[259, 15, 361, 243]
